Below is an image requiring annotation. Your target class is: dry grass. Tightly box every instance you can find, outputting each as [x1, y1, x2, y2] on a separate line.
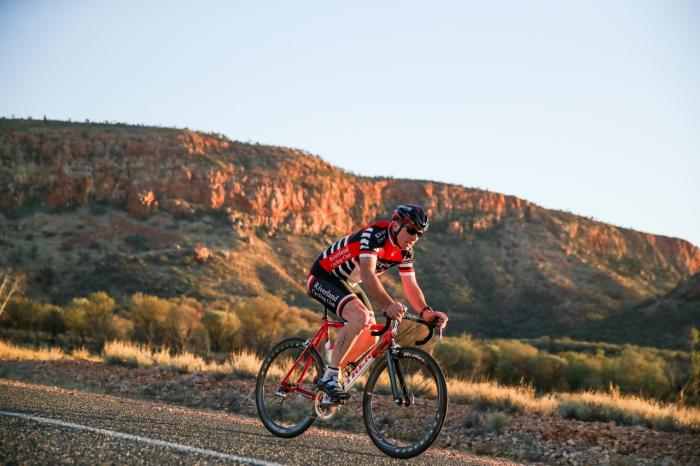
[449, 378, 558, 414]
[229, 349, 262, 377]
[3, 338, 698, 433]
[71, 347, 102, 362]
[153, 347, 211, 373]
[102, 340, 153, 367]
[557, 388, 700, 432]
[0, 340, 65, 361]
[447, 378, 700, 433]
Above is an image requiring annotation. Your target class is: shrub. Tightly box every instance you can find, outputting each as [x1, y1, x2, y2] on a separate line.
[232, 295, 316, 352]
[204, 310, 241, 353]
[604, 347, 673, 400]
[64, 292, 119, 343]
[128, 293, 172, 346]
[481, 410, 511, 433]
[531, 353, 568, 392]
[561, 351, 604, 391]
[434, 335, 483, 379]
[163, 297, 206, 351]
[487, 339, 539, 385]
[2, 297, 57, 331]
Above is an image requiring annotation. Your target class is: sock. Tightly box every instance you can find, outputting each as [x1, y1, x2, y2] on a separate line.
[323, 366, 339, 380]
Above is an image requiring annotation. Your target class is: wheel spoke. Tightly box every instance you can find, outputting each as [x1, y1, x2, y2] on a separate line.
[363, 348, 447, 458]
[256, 338, 323, 438]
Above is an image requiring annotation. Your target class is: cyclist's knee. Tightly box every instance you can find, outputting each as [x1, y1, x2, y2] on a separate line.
[343, 299, 371, 330]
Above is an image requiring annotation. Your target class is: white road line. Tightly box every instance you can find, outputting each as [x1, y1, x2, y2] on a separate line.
[0, 410, 284, 466]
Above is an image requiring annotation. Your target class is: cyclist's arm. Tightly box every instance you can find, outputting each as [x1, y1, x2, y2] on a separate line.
[359, 256, 407, 320]
[400, 272, 429, 312]
[359, 255, 394, 309]
[401, 272, 448, 329]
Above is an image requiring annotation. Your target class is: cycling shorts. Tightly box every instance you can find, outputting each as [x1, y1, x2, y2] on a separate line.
[307, 263, 372, 319]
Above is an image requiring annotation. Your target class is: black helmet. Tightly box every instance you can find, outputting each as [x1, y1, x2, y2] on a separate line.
[392, 204, 429, 232]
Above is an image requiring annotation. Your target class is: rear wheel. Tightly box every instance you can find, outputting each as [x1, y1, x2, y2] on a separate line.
[362, 347, 447, 458]
[255, 338, 324, 438]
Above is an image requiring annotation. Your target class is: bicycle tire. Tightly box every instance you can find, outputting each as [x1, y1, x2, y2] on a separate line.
[362, 347, 448, 458]
[255, 337, 324, 438]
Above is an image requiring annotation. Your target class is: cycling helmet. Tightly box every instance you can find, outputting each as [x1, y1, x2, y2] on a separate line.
[392, 204, 429, 232]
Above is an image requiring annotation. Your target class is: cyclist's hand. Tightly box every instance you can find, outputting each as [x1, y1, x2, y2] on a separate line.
[385, 302, 407, 321]
[422, 310, 448, 330]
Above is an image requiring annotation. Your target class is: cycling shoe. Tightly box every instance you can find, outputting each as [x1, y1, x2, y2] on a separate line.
[318, 376, 350, 400]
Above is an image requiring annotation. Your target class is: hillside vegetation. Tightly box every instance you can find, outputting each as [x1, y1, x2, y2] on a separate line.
[1, 118, 699, 346]
[2, 290, 699, 407]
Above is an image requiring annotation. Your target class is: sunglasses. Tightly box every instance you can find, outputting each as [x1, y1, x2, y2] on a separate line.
[405, 227, 423, 237]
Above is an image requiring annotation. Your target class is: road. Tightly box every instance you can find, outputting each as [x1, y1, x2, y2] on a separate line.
[0, 379, 521, 465]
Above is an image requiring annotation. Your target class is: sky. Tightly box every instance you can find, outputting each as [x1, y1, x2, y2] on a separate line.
[1, 1, 698, 246]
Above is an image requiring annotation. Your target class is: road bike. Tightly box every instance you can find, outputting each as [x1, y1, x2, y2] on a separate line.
[255, 308, 448, 459]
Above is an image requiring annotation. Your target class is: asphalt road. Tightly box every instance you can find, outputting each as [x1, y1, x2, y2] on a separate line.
[0, 379, 521, 465]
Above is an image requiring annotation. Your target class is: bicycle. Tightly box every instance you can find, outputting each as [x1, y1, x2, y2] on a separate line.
[255, 308, 448, 459]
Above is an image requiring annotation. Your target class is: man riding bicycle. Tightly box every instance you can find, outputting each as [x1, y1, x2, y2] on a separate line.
[306, 203, 448, 401]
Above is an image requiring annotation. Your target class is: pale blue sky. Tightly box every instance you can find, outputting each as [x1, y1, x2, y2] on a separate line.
[1, 1, 698, 246]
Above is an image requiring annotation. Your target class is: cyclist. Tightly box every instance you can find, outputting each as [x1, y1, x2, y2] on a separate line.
[306, 203, 448, 401]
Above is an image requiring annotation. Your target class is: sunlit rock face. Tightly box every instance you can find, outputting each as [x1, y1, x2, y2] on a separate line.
[1, 119, 698, 342]
[2, 120, 697, 274]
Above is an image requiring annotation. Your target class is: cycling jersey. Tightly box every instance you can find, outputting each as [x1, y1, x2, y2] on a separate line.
[313, 221, 415, 283]
[307, 221, 415, 317]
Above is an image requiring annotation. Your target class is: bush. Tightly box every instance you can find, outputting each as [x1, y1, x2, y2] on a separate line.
[604, 347, 673, 399]
[2, 297, 58, 331]
[204, 310, 241, 353]
[128, 293, 172, 346]
[163, 297, 206, 351]
[64, 292, 121, 343]
[232, 295, 315, 352]
[561, 351, 604, 391]
[487, 339, 539, 385]
[434, 335, 483, 379]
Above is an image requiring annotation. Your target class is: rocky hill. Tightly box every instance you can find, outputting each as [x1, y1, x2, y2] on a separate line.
[1, 119, 698, 342]
[571, 272, 700, 348]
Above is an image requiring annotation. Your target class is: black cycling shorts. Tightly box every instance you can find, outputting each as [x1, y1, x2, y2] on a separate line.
[307, 264, 372, 319]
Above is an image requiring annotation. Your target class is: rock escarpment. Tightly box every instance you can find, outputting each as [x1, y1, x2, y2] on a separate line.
[1, 119, 698, 341]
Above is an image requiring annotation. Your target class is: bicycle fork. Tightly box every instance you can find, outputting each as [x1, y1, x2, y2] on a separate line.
[386, 345, 414, 407]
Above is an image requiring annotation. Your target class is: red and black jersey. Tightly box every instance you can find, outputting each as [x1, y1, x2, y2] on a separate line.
[312, 221, 415, 283]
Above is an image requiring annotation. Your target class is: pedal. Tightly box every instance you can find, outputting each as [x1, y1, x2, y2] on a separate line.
[313, 390, 339, 420]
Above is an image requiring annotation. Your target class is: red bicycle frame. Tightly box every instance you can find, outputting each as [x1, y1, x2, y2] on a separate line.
[279, 315, 395, 399]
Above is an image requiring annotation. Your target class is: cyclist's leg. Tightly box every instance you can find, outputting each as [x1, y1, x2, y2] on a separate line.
[307, 269, 363, 370]
[329, 298, 369, 370]
[339, 309, 377, 371]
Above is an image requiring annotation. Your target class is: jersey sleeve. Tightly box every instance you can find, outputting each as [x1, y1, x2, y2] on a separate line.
[358, 226, 383, 259]
[398, 250, 415, 276]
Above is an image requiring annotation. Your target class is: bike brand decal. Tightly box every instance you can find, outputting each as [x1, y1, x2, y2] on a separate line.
[346, 351, 374, 383]
[405, 352, 426, 364]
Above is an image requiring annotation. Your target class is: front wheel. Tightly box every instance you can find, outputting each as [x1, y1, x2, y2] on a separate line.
[255, 337, 324, 438]
[362, 347, 448, 458]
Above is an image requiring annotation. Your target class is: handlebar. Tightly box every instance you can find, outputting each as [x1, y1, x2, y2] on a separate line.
[370, 313, 438, 346]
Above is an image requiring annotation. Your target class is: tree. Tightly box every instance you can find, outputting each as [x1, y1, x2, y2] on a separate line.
[128, 293, 172, 346]
[64, 292, 119, 343]
[0, 269, 25, 319]
[164, 297, 205, 351]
